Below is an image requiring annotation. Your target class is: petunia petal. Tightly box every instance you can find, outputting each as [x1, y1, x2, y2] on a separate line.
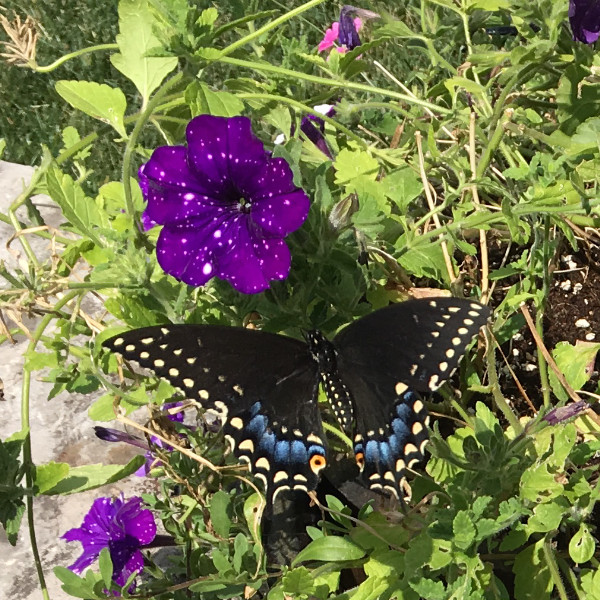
[109, 538, 143, 588]
[570, 0, 600, 43]
[139, 149, 223, 226]
[318, 22, 340, 52]
[216, 229, 291, 293]
[252, 192, 310, 238]
[186, 115, 268, 197]
[155, 209, 241, 286]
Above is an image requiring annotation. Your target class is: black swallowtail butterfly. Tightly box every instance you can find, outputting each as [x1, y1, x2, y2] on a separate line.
[103, 298, 490, 501]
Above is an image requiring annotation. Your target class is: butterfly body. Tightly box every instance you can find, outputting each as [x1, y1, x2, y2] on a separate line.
[103, 298, 490, 501]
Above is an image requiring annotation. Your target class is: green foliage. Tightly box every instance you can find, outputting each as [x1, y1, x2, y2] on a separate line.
[3, 0, 600, 598]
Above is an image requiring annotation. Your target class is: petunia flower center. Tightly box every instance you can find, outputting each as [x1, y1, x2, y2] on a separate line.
[238, 196, 252, 214]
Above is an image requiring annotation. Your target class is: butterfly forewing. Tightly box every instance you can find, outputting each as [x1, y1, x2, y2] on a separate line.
[103, 325, 326, 500]
[332, 298, 490, 497]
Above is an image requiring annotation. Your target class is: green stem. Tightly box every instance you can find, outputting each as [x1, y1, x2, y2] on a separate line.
[214, 56, 453, 115]
[32, 43, 119, 73]
[121, 72, 184, 235]
[216, 0, 326, 59]
[537, 217, 551, 408]
[543, 538, 569, 600]
[22, 289, 81, 600]
[486, 332, 522, 433]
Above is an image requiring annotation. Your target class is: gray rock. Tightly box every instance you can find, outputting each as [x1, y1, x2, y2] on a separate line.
[0, 161, 153, 599]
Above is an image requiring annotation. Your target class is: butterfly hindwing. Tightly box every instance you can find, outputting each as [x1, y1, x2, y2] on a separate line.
[331, 298, 490, 496]
[103, 325, 326, 500]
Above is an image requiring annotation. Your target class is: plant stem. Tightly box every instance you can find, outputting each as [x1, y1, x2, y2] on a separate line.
[22, 289, 81, 600]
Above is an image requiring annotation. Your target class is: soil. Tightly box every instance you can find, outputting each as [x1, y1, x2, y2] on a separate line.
[496, 245, 600, 414]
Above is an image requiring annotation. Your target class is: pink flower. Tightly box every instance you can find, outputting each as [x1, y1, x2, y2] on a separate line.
[318, 17, 362, 54]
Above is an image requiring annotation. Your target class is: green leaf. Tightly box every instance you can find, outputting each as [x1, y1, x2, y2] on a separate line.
[526, 501, 566, 534]
[382, 167, 423, 211]
[46, 167, 104, 246]
[53, 566, 106, 599]
[334, 148, 379, 186]
[210, 490, 232, 538]
[466, 0, 509, 9]
[185, 81, 245, 117]
[292, 536, 365, 566]
[41, 456, 145, 494]
[34, 461, 70, 493]
[513, 541, 553, 600]
[398, 243, 446, 282]
[410, 577, 446, 600]
[282, 567, 316, 597]
[88, 388, 150, 421]
[243, 493, 263, 549]
[232, 533, 248, 574]
[520, 464, 563, 503]
[580, 568, 600, 600]
[98, 548, 114, 590]
[551, 341, 600, 393]
[55, 81, 127, 137]
[110, 0, 178, 103]
[569, 524, 596, 564]
[453, 511, 476, 550]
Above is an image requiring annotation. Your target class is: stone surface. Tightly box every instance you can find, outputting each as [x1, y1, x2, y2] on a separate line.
[0, 161, 149, 599]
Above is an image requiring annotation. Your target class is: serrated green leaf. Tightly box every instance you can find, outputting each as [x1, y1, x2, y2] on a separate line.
[55, 81, 127, 137]
[110, 0, 178, 103]
[398, 243, 446, 281]
[41, 455, 145, 494]
[46, 168, 103, 246]
[526, 501, 565, 534]
[24, 350, 59, 371]
[282, 567, 315, 597]
[210, 490, 232, 538]
[34, 461, 70, 493]
[580, 568, 600, 600]
[453, 511, 476, 550]
[552, 341, 600, 392]
[520, 463, 563, 503]
[185, 81, 245, 117]
[334, 148, 379, 186]
[410, 577, 446, 600]
[569, 524, 595, 564]
[292, 536, 365, 566]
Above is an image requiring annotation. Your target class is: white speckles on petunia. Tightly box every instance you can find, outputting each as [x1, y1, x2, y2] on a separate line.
[202, 263, 213, 275]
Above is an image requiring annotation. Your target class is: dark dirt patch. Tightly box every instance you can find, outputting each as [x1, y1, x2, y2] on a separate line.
[498, 249, 600, 413]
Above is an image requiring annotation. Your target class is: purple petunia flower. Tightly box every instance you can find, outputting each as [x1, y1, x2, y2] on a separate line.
[94, 402, 186, 476]
[300, 104, 336, 158]
[318, 12, 362, 54]
[569, 0, 600, 43]
[62, 495, 156, 589]
[139, 115, 311, 294]
[543, 401, 590, 425]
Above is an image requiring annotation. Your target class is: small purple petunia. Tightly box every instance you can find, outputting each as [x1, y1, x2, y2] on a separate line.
[94, 402, 187, 476]
[543, 401, 590, 425]
[139, 115, 311, 294]
[300, 104, 336, 158]
[569, 0, 600, 43]
[62, 495, 156, 589]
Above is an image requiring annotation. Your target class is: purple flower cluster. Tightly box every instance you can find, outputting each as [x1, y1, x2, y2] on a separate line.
[63, 495, 156, 589]
[139, 115, 310, 293]
[569, 0, 600, 43]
